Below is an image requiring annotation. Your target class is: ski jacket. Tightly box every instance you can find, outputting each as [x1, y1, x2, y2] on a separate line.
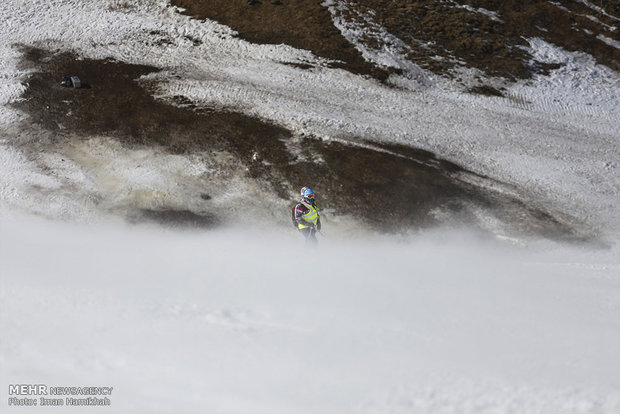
[292, 200, 321, 230]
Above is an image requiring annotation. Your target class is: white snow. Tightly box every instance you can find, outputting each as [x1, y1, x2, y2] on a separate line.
[0, 138, 96, 221]
[2, 216, 620, 413]
[597, 34, 620, 49]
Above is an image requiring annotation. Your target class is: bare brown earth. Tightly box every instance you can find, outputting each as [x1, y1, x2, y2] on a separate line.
[15, 48, 577, 237]
[173, 0, 396, 80]
[344, 0, 619, 77]
[172, 0, 619, 89]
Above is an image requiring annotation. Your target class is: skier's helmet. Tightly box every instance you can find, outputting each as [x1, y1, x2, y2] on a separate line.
[300, 186, 309, 197]
[303, 188, 315, 202]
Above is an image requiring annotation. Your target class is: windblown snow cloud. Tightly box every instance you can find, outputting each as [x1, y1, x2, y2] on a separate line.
[1, 216, 620, 413]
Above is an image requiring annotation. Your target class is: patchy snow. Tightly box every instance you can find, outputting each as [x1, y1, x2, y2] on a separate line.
[321, 0, 432, 86]
[575, 0, 620, 22]
[597, 34, 620, 49]
[584, 13, 618, 31]
[0, 0, 618, 239]
[549, 1, 570, 13]
[2, 216, 620, 413]
[447, 0, 504, 23]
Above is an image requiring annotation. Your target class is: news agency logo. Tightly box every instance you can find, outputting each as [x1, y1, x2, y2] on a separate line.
[8, 384, 48, 395]
[7, 384, 113, 407]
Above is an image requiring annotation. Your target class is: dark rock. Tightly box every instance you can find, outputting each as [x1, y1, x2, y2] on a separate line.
[60, 75, 81, 88]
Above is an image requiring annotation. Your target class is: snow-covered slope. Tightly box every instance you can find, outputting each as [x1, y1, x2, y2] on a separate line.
[0, 0, 618, 236]
[2, 217, 620, 413]
[1, 1, 620, 412]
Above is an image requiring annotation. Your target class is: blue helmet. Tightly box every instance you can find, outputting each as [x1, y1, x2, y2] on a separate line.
[302, 187, 315, 202]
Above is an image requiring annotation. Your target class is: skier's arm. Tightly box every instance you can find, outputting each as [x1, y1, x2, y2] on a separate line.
[293, 204, 309, 227]
[291, 205, 299, 228]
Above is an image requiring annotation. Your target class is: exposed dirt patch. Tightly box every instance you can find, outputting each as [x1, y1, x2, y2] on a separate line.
[172, 0, 396, 81]
[172, 0, 619, 83]
[131, 209, 219, 228]
[339, 0, 618, 78]
[469, 85, 504, 96]
[14, 48, 579, 238]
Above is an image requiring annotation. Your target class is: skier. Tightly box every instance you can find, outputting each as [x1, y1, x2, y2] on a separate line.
[291, 187, 321, 244]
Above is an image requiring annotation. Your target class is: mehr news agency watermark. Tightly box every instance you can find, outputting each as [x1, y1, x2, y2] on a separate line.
[7, 384, 113, 408]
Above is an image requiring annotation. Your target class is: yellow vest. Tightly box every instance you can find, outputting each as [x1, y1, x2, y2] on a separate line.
[298, 201, 319, 229]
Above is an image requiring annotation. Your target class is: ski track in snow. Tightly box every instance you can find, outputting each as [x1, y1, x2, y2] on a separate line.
[0, 0, 619, 237]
